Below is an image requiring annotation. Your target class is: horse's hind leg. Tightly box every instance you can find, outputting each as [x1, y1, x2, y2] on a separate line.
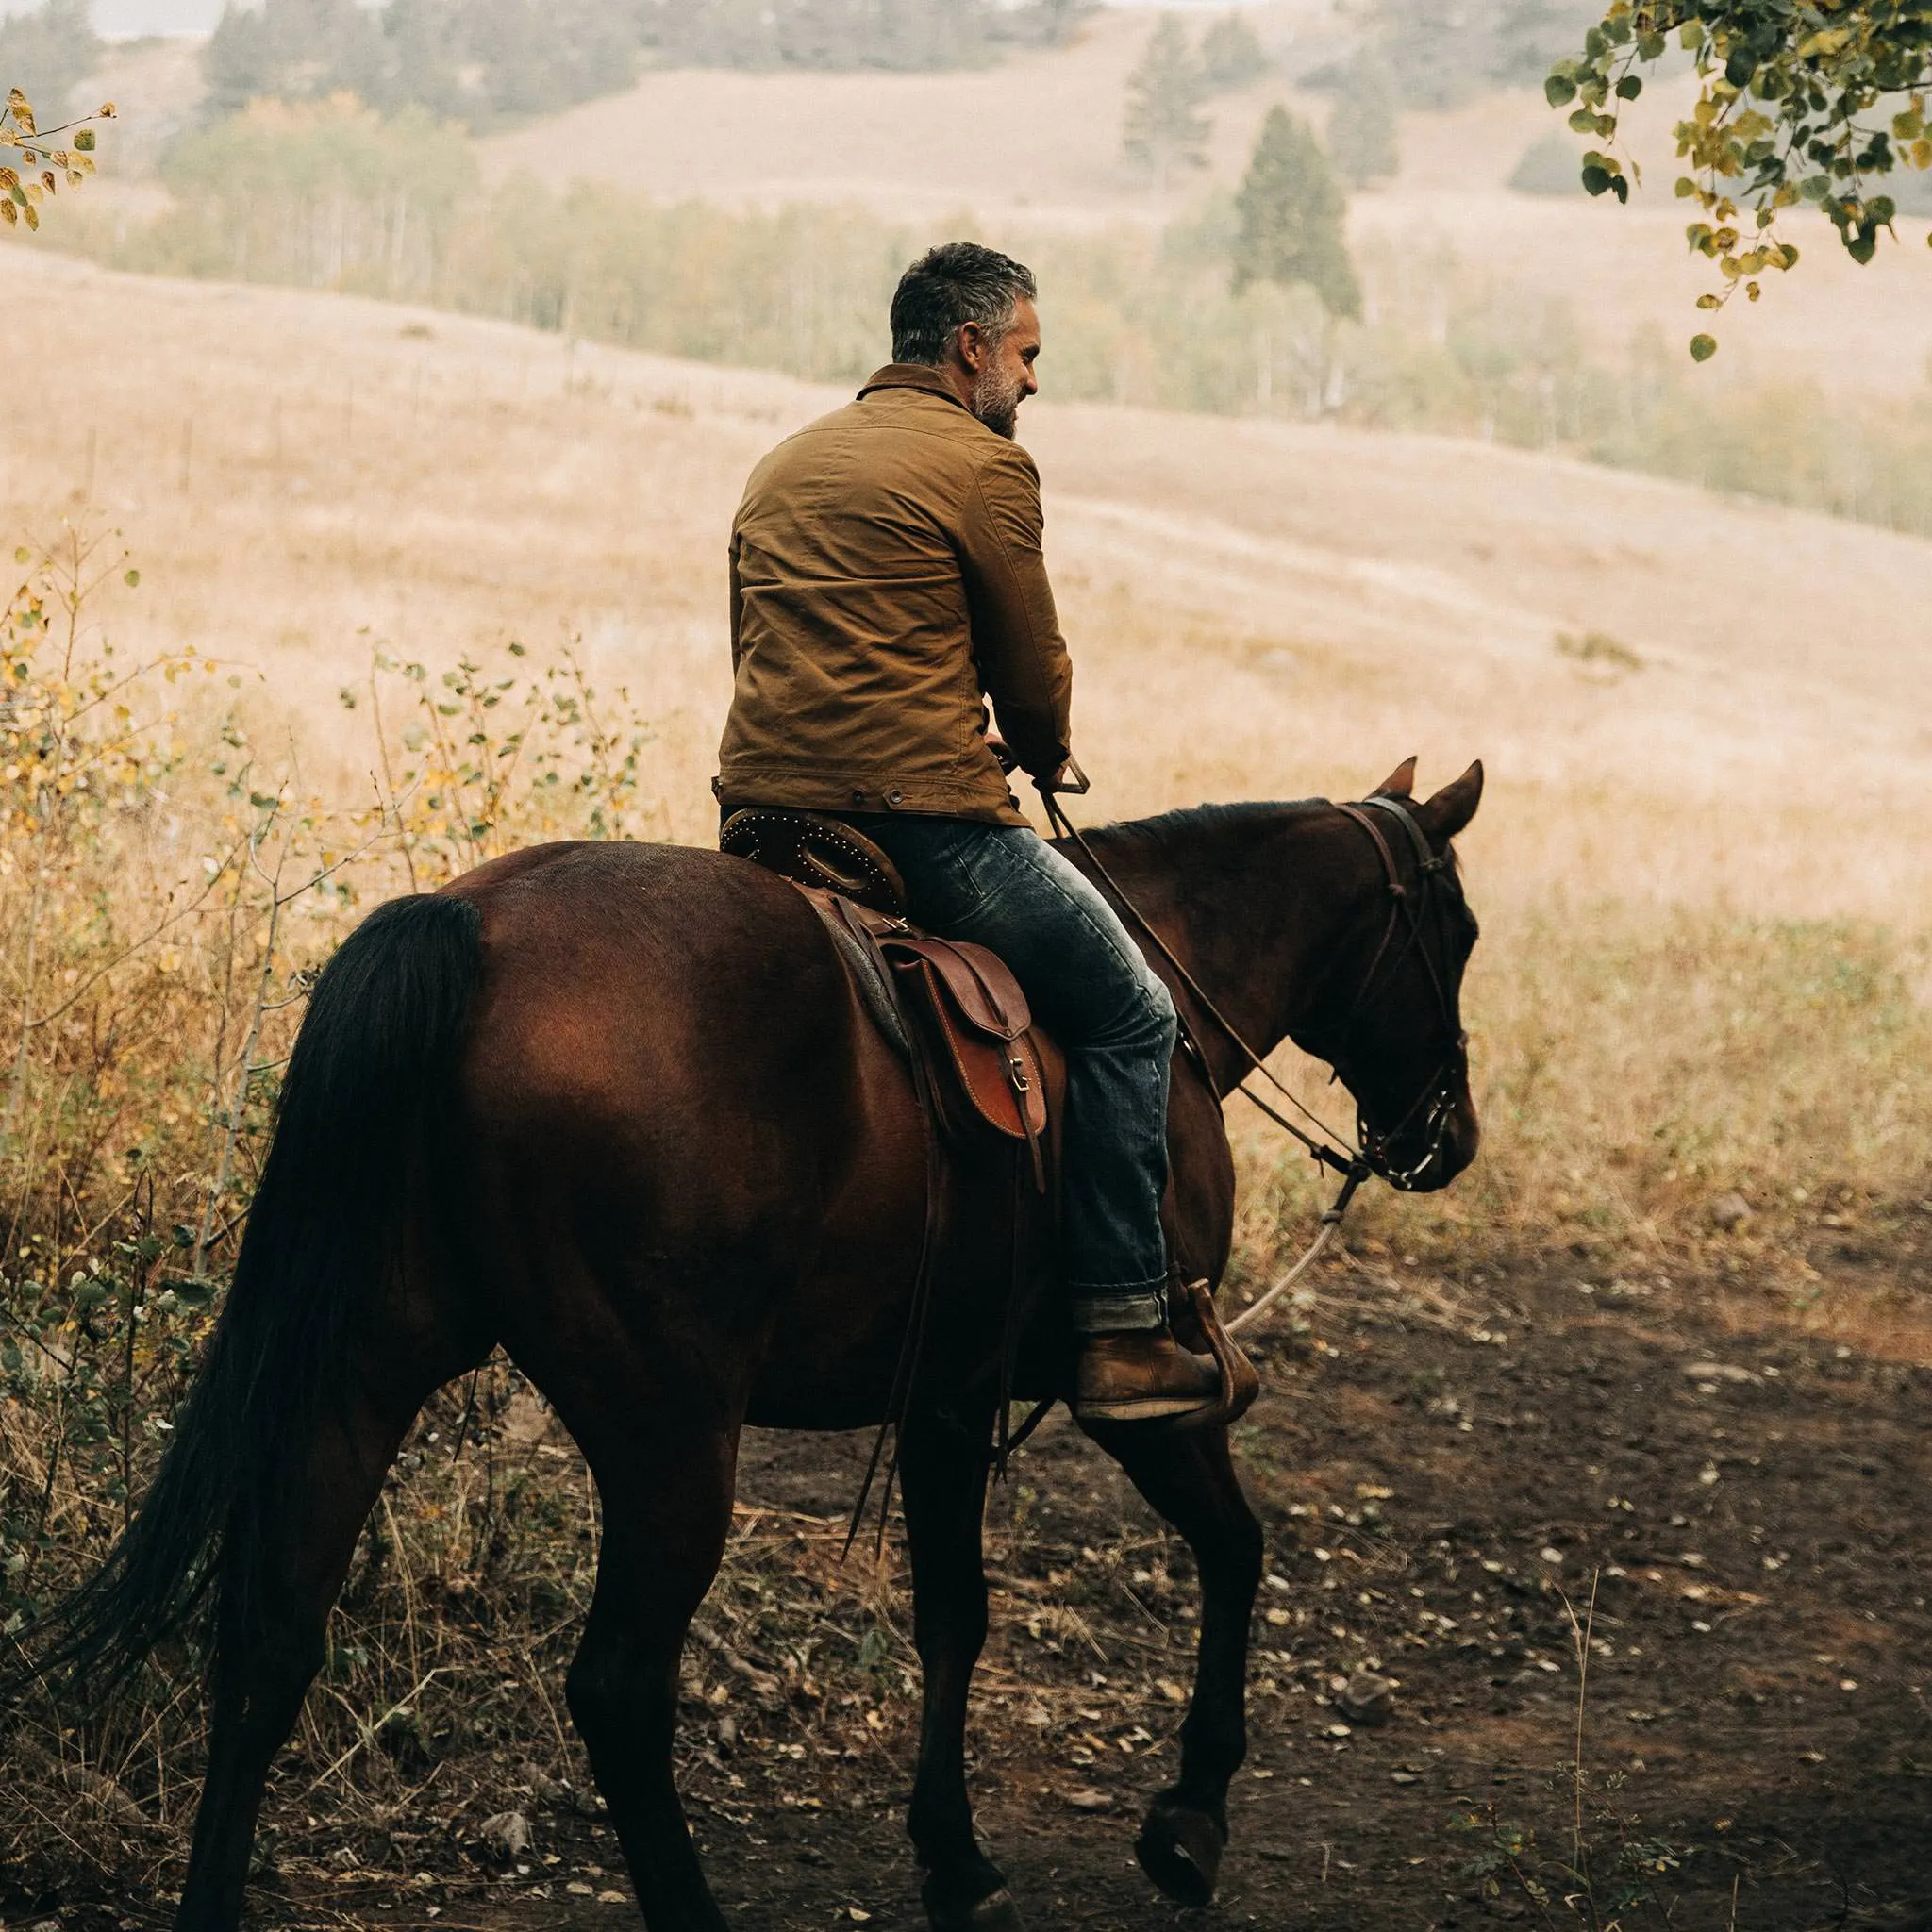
[518, 1331, 741, 1932]
[564, 1479, 736, 1932]
[177, 1350, 466, 1931]
[897, 1407, 1024, 1932]
[1077, 1420, 1263, 1909]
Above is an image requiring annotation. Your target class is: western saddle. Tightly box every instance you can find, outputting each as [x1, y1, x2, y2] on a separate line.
[720, 806, 1052, 1189]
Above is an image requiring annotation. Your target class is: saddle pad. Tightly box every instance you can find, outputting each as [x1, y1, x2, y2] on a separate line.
[800, 889, 909, 1058]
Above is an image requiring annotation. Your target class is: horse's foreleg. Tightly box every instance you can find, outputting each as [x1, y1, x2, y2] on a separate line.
[897, 1407, 1023, 1932]
[176, 1386, 428, 1931]
[1078, 1419, 1263, 1908]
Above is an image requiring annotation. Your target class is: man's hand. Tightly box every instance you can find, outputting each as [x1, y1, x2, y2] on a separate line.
[987, 728, 1087, 792]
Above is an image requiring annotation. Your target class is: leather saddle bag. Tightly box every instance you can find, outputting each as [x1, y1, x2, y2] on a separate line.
[879, 935, 1050, 1188]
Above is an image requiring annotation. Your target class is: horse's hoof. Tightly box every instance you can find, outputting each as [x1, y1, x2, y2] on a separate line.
[927, 1884, 1027, 1932]
[1135, 1798, 1226, 1907]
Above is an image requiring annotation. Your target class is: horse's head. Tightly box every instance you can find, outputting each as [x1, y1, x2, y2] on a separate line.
[1294, 758, 1484, 1193]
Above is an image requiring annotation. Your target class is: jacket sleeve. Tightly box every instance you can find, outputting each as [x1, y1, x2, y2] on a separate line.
[958, 442, 1074, 780]
[728, 526, 746, 675]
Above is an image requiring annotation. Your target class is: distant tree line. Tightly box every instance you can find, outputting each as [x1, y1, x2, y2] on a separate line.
[201, 0, 1093, 127]
[203, 0, 633, 122]
[0, 0, 98, 118]
[638, 0, 1091, 72]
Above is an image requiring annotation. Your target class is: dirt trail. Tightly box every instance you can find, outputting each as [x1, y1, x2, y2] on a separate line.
[693, 1245, 1932, 1930]
[38, 1235, 1923, 1932]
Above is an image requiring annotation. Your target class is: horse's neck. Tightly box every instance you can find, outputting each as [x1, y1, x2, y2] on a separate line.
[1090, 805, 1353, 1095]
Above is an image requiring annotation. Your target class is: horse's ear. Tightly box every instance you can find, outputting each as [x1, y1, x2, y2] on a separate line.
[1375, 756, 1417, 798]
[1417, 760, 1484, 842]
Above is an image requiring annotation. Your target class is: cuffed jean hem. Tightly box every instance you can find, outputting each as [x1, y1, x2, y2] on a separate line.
[1069, 1283, 1169, 1334]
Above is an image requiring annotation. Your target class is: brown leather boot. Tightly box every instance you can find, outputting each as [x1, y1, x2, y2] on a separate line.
[1074, 1327, 1221, 1424]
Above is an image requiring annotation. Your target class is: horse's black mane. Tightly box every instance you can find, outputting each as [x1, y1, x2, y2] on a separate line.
[1082, 795, 1467, 887]
[1086, 799, 1329, 852]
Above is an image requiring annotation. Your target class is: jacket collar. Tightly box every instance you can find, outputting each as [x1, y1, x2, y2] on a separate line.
[857, 362, 972, 411]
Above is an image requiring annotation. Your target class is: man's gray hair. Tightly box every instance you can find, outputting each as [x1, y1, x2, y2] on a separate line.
[890, 242, 1038, 367]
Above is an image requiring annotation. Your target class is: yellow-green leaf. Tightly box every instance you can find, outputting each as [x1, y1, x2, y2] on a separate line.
[73, 127, 94, 153]
[1690, 333, 1718, 361]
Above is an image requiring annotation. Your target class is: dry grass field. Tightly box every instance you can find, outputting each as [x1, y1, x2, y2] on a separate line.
[6, 242, 1927, 1279]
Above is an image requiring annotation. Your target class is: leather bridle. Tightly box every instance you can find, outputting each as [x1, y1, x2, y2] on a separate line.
[1326, 792, 1474, 1192]
[1037, 784, 1474, 1259]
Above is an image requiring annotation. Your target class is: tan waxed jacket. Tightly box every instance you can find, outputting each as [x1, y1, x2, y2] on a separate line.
[716, 363, 1073, 826]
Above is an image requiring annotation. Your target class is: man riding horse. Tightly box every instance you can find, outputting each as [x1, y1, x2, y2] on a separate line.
[718, 242, 1224, 1425]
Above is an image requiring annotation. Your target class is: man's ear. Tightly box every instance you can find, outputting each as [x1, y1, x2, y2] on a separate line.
[1374, 756, 1417, 799]
[1414, 760, 1484, 843]
[954, 320, 987, 374]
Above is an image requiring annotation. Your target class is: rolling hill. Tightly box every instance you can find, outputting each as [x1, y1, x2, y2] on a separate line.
[5, 246, 1924, 933]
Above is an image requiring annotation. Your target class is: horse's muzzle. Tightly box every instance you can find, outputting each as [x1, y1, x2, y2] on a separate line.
[1370, 1079, 1480, 1193]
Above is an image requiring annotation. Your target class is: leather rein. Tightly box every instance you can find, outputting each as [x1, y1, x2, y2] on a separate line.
[1035, 783, 1471, 1335]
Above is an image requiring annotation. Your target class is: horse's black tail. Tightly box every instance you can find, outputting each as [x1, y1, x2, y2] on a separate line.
[4, 892, 482, 1709]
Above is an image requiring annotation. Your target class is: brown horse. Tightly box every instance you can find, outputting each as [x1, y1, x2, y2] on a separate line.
[23, 758, 1483, 1932]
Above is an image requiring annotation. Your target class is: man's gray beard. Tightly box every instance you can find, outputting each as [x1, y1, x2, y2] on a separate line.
[972, 364, 1022, 440]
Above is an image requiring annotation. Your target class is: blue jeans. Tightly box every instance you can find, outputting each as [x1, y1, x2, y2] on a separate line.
[840, 815, 1177, 1333]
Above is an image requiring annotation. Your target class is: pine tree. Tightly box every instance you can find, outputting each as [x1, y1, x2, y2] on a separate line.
[1232, 106, 1359, 319]
[1327, 49, 1399, 189]
[1198, 11, 1265, 92]
[1122, 15, 1210, 189]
